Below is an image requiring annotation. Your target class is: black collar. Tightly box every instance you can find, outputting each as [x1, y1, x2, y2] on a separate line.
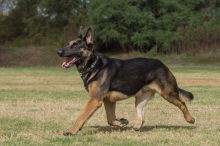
[79, 53, 100, 76]
[78, 53, 102, 91]
[86, 55, 99, 71]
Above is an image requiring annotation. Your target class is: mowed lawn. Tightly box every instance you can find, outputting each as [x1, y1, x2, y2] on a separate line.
[0, 66, 220, 146]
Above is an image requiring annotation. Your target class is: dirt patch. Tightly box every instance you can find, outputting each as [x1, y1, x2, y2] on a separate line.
[178, 79, 220, 87]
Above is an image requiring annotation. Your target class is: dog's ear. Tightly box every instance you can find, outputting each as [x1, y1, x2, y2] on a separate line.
[84, 27, 93, 46]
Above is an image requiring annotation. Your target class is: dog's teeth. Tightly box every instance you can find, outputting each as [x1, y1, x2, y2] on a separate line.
[62, 62, 66, 67]
[62, 57, 77, 69]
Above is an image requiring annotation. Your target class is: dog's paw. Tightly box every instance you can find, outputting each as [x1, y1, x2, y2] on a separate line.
[185, 115, 195, 124]
[118, 118, 129, 126]
[133, 120, 145, 131]
[63, 131, 76, 136]
[187, 117, 195, 124]
[111, 118, 129, 127]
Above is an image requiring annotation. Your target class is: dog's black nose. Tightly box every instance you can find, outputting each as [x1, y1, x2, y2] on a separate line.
[57, 49, 64, 56]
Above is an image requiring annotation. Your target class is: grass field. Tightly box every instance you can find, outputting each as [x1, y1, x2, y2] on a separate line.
[0, 65, 220, 146]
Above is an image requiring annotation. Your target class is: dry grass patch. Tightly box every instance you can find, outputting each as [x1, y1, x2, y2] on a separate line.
[0, 67, 219, 145]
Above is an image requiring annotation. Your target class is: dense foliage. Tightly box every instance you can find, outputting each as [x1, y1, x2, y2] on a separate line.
[0, 0, 219, 53]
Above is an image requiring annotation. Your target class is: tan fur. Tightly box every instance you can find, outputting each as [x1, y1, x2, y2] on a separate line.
[88, 69, 108, 99]
[88, 81, 102, 98]
[65, 73, 110, 135]
[147, 81, 195, 124]
[100, 69, 108, 85]
[77, 48, 92, 70]
[65, 78, 194, 135]
[145, 82, 162, 94]
[64, 64, 194, 135]
[62, 29, 194, 136]
[69, 39, 81, 46]
[105, 83, 159, 102]
[134, 88, 155, 130]
[65, 80, 104, 135]
[144, 81, 195, 124]
[107, 91, 130, 102]
[81, 48, 92, 58]
[66, 97, 103, 135]
[103, 99, 116, 125]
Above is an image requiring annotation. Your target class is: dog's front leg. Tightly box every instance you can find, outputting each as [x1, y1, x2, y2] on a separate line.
[104, 99, 129, 127]
[64, 98, 103, 136]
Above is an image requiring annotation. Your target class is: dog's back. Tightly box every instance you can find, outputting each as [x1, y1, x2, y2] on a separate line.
[106, 57, 170, 96]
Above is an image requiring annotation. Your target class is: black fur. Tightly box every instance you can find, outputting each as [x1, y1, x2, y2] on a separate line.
[57, 28, 194, 99]
[178, 88, 194, 101]
[57, 28, 196, 136]
[79, 52, 173, 96]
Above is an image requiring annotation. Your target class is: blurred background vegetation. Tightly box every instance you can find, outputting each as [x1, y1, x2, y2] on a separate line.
[0, 0, 220, 66]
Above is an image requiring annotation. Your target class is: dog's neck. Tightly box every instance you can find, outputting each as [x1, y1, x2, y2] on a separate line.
[76, 52, 99, 74]
[76, 52, 103, 90]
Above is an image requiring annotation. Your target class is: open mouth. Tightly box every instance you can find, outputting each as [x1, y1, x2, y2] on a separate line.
[62, 56, 79, 68]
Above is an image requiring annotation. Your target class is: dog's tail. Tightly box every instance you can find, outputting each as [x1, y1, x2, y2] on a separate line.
[178, 88, 194, 102]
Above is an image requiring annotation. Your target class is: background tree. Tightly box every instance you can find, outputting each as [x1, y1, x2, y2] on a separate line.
[90, 0, 220, 53]
[0, 0, 219, 53]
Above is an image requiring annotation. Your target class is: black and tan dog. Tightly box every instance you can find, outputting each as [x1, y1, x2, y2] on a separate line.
[57, 28, 195, 136]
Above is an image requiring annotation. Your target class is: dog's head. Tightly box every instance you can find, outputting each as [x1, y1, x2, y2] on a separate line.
[57, 28, 93, 68]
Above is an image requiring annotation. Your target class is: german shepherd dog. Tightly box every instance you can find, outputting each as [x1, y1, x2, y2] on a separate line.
[57, 28, 195, 136]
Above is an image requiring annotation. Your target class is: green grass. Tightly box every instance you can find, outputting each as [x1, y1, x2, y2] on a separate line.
[0, 66, 220, 146]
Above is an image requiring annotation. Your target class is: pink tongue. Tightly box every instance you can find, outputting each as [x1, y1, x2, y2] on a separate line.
[62, 57, 77, 68]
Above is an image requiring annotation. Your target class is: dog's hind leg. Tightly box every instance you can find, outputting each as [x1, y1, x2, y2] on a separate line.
[150, 79, 195, 124]
[104, 99, 129, 127]
[133, 90, 155, 131]
[162, 91, 195, 124]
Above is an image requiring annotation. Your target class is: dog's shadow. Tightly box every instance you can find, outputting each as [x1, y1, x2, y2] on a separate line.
[141, 125, 196, 131]
[82, 125, 196, 135]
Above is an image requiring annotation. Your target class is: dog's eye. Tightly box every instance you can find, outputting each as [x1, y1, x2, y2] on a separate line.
[70, 42, 77, 48]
